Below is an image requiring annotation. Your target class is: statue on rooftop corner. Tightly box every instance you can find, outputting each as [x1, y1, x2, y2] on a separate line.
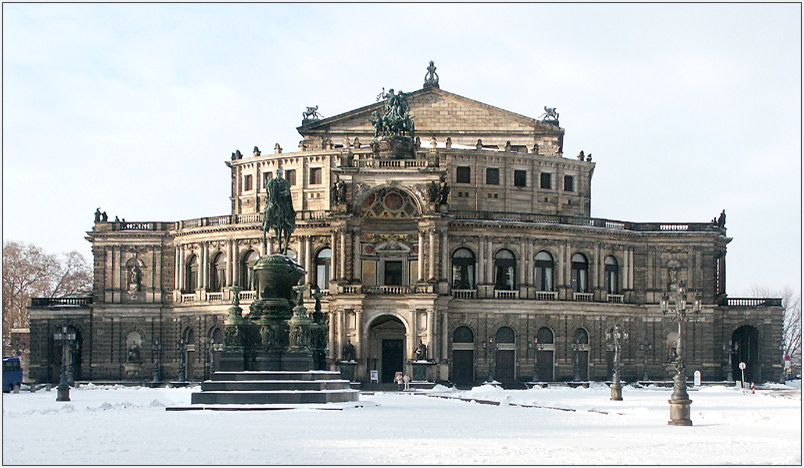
[423, 60, 440, 88]
[540, 106, 559, 122]
[302, 105, 322, 123]
[262, 167, 296, 255]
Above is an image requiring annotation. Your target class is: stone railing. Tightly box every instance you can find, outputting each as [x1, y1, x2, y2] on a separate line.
[341, 285, 362, 294]
[206, 292, 225, 302]
[494, 290, 519, 300]
[364, 285, 411, 295]
[238, 290, 257, 301]
[606, 294, 624, 303]
[452, 289, 477, 299]
[30, 296, 93, 307]
[353, 158, 429, 169]
[180, 294, 197, 303]
[725, 297, 783, 308]
[452, 210, 721, 233]
[573, 292, 594, 302]
[534, 291, 558, 301]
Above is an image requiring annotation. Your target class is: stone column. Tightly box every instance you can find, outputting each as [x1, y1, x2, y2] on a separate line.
[408, 312, 416, 360]
[487, 237, 494, 285]
[519, 239, 526, 286]
[478, 236, 485, 284]
[337, 309, 344, 360]
[418, 230, 425, 282]
[353, 228, 361, 282]
[593, 244, 600, 289]
[355, 308, 363, 359]
[178, 246, 185, 292]
[328, 311, 336, 364]
[428, 229, 436, 281]
[174, 246, 181, 291]
[339, 230, 347, 280]
[232, 241, 240, 288]
[623, 248, 629, 291]
[427, 309, 434, 356]
[441, 231, 449, 281]
[629, 250, 634, 290]
[330, 231, 337, 282]
[305, 236, 312, 285]
[441, 310, 449, 360]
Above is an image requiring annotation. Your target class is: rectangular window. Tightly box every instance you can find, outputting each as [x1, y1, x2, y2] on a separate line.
[514, 170, 527, 187]
[564, 175, 574, 192]
[309, 167, 322, 185]
[486, 168, 500, 185]
[384, 261, 403, 286]
[286, 169, 296, 186]
[540, 173, 552, 189]
[243, 174, 253, 191]
[263, 172, 273, 190]
[456, 166, 471, 184]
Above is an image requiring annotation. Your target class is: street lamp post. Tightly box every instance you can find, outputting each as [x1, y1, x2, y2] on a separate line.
[779, 339, 786, 384]
[177, 340, 186, 383]
[724, 340, 734, 382]
[606, 324, 628, 401]
[151, 338, 162, 386]
[532, 338, 544, 382]
[570, 338, 582, 382]
[53, 325, 76, 402]
[484, 337, 494, 383]
[660, 280, 701, 426]
[640, 342, 653, 382]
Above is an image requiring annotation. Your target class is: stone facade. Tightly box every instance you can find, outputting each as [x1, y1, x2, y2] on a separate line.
[27, 78, 784, 386]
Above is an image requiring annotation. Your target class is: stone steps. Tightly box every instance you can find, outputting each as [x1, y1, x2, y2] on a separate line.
[187, 370, 360, 406]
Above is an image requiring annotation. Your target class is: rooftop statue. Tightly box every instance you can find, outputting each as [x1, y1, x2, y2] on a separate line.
[302, 105, 322, 123]
[262, 167, 296, 255]
[370, 88, 415, 140]
[423, 60, 440, 88]
[540, 106, 559, 123]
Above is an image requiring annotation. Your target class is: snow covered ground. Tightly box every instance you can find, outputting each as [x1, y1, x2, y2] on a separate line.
[3, 381, 800, 465]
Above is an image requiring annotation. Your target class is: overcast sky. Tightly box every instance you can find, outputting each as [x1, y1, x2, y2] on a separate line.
[3, 3, 800, 297]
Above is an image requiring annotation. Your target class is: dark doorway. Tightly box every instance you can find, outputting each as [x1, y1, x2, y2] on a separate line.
[496, 350, 515, 381]
[537, 351, 553, 381]
[384, 261, 403, 286]
[732, 326, 760, 383]
[381, 339, 403, 383]
[453, 350, 474, 385]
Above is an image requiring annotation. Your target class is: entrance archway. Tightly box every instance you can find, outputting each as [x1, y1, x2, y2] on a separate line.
[732, 325, 760, 383]
[367, 315, 407, 383]
[452, 326, 475, 386]
[495, 326, 516, 382]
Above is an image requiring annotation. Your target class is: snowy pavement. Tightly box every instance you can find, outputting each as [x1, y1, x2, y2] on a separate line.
[3, 382, 800, 465]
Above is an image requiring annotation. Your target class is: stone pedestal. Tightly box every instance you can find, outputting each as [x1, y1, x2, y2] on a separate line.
[282, 351, 314, 372]
[668, 398, 693, 426]
[412, 361, 435, 381]
[610, 382, 623, 401]
[338, 361, 357, 382]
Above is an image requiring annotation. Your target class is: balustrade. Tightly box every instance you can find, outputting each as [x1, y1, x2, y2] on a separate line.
[452, 289, 477, 299]
[206, 292, 224, 302]
[534, 291, 558, 301]
[238, 290, 256, 301]
[180, 294, 197, 303]
[494, 289, 519, 300]
[573, 292, 594, 302]
[726, 297, 783, 307]
[606, 294, 624, 303]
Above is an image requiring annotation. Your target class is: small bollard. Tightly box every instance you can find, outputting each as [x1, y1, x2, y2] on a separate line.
[13, 384, 20, 394]
[45, 383, 51, 392]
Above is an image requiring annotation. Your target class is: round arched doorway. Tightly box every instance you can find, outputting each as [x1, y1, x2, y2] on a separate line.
[367, 315, 407, 383]
[732, 325, 760, 383]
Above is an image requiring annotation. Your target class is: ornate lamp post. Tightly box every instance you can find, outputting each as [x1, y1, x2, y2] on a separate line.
[640, 342, 653, 382]
[532, 338, 544, 382]
[660, 280, 701, 426]
[570, 338, 582, 382]
[483, 337, 494, 382]
[724, 340, 734, 382]
[151, 338, 162, 386]
[177, 340, 186, 383]
[606, 324, 628, 401]
[53, 325, 76, 402]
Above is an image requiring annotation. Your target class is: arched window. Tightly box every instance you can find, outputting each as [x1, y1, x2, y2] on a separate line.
[537, 327, 554, 344]
[315, 248, 332, 289]
[453, 326, 474, 344]
[574, 328, 589, 345]
[185, 254, 199, 293]
[571, 253, 589, 293]
[239, 250, 259, 290]
[183, 327, 195, 345]
[452, 248, 476, 289]
[605, 256, 619, 294]
[209, 253, 227, 292]
[534, 251, 554, 292]
[496, 326, 515, 344]
[494, 249, 516, 291]
[210, 328, 223, 346]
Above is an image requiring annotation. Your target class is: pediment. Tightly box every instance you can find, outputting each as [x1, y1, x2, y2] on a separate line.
[297, 87, 561, 140]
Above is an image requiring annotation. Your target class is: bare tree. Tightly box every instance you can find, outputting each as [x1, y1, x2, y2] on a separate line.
[2, 241, 92, 354]
[752, 285, 802, 376]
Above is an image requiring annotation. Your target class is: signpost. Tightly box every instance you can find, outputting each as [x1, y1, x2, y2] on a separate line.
[739, 362, 747, 394]
[370, 370, 379, 383]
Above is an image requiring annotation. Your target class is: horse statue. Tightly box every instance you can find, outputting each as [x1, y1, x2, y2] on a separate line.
[262, 167, 296, 255]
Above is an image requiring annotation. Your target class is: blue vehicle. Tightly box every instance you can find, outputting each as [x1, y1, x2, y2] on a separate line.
[3, 356, 22, 392]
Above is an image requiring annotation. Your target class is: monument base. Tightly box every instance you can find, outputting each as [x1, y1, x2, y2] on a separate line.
[338, 361, 357, 382]
[219, 350, 247, 372]
[282, 350, 314, 372]
[668, 398, 693, 426]
[412, 361, 436, 381]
